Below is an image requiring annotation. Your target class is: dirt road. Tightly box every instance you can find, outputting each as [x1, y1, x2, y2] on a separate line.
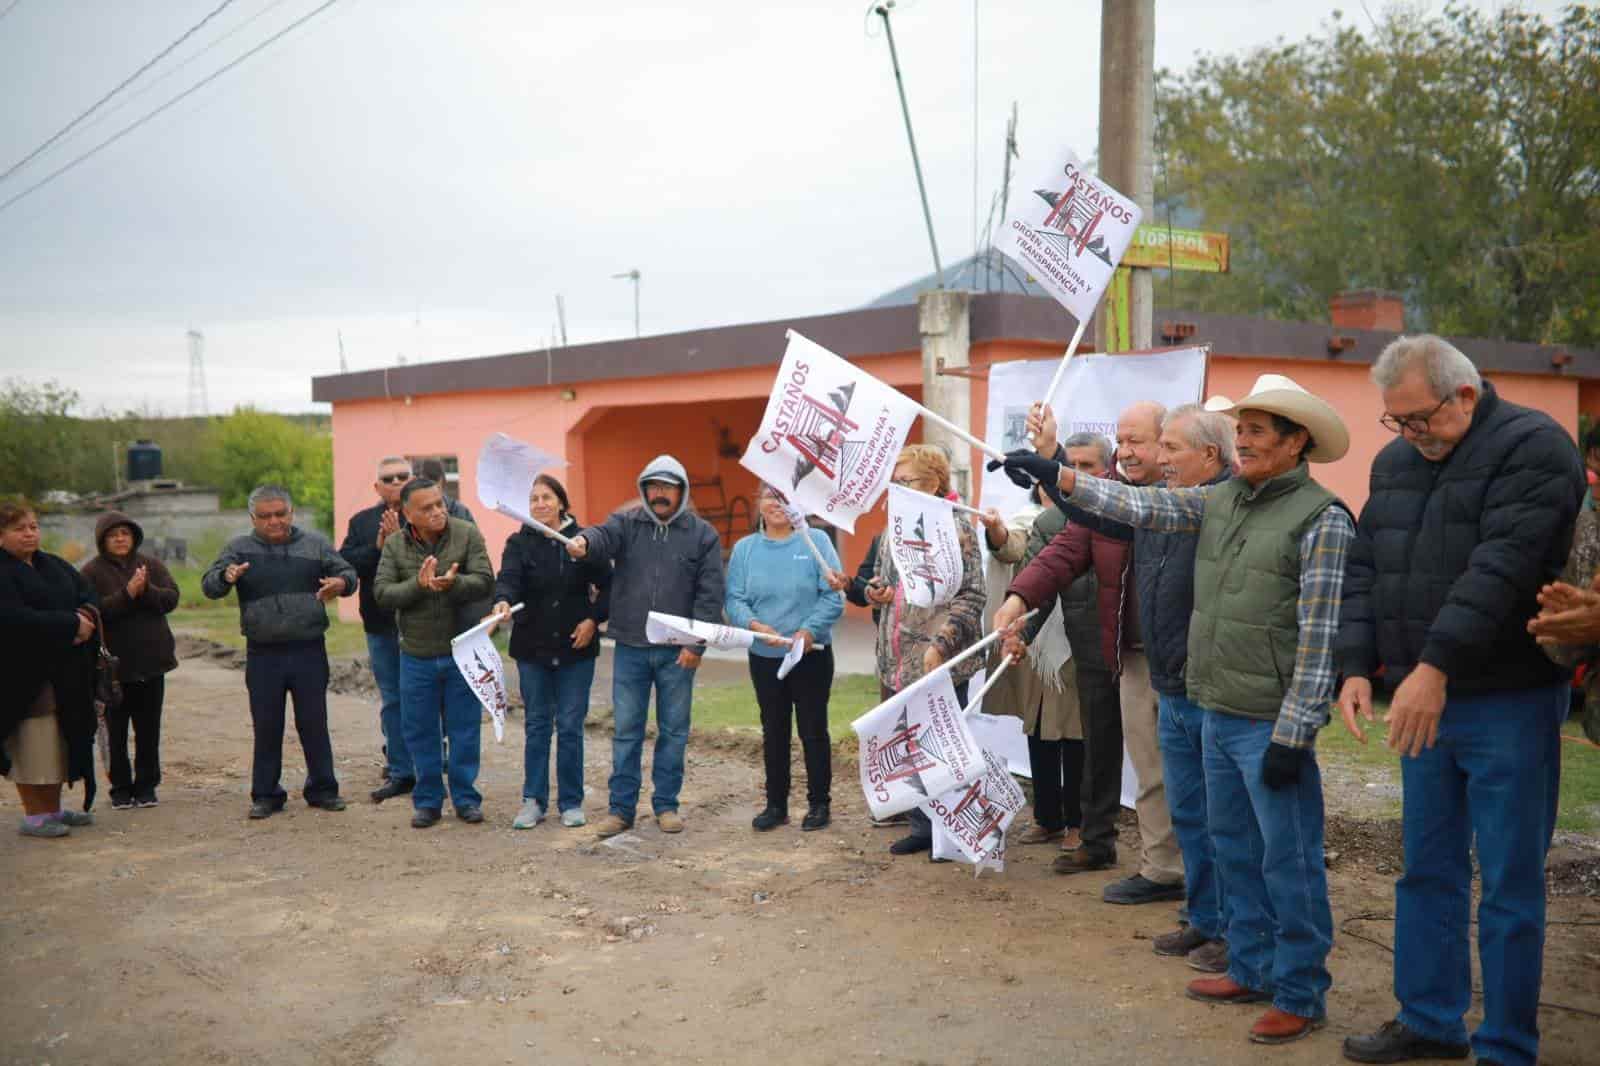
[3, 654, 1598, 1065]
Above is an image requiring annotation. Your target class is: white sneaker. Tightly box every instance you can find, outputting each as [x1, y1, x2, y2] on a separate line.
[512, 799, 545, 829]
[560, 807, 586, 828]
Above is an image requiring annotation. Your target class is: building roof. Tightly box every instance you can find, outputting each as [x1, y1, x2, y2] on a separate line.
[311, 292, 1600, 404]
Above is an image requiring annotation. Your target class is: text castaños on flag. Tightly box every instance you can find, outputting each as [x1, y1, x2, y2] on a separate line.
[740, 331, 919, 533]
[851, 669, 984, 820]
[886, 484, 964, 608]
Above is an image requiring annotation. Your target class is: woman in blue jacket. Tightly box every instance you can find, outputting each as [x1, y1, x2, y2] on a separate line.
[491, 475, 610, 830]
[725, 485, 844, 832]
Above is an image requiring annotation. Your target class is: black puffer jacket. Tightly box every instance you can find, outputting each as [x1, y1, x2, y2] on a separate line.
[339, 501, 398, 635]
[1337, 383, 1585, 695]
[494, 517, 611, 667]
[1135, 468, 1232, 696]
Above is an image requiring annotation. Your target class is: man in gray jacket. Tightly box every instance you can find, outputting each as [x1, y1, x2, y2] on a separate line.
[568, 455, 724, 837]
[202, 484, 357, 820]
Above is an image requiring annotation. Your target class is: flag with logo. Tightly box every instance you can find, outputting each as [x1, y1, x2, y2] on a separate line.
[851, 670, 984, 820]
[998, 148, 1142, 323]
[740, 331, 920, 532]
[886, 484, 964, 608]
[451, 616, 511, 743]
[477, 432, 566, 531]
[927, 746, 1028, 873]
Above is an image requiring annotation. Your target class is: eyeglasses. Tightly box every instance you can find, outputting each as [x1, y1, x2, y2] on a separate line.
[1379, 394, 1452, 435]
[377, 473, 411, 484]
[892, 476, 932, 489]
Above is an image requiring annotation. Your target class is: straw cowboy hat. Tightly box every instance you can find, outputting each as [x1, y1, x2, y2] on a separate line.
[1203, 373, 1350, 463]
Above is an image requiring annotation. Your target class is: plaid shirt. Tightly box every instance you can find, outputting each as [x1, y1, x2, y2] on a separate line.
[1071, 472, 1354, 750]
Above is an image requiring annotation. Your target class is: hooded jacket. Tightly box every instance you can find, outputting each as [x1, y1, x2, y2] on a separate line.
[79, 511, 179, 682]
[201, 525, 356, 648]
[494, 515, 611, 666]
[576, 455, 725, 650]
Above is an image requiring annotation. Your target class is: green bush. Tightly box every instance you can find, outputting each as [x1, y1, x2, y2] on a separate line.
[199, 409, 334, 532]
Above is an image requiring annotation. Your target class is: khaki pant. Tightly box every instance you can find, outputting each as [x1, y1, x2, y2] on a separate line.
[1120, 651, 1183, 885]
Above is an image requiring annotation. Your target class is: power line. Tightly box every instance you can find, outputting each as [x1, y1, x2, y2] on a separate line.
[0, 0, 240, 185]
[0, 0, 343, 220]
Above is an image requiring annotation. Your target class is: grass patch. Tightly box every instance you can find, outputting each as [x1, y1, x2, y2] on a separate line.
[692, 672, 881, 736]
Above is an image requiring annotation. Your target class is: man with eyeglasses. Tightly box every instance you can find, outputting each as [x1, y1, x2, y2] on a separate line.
[1337, 336, 1585, 1066]
[339, 456, 418, 802]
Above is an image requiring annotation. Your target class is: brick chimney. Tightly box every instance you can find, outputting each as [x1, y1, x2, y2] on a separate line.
[1329, 289, 1405, 332]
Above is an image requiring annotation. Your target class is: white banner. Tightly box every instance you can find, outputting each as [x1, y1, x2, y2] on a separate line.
[998, 148, 1141, 323]
[964, 711, 1032, 779]
[886, 484, 964, 608]
[980, 346, 1209, 515]
[852, 670, 984, 820]
[927, 746, 1028, 873]
[646, 611, 756, 650]
[451, 618, 510, 743]
[740, 331, 920, 533]
[476, 432, 565, 531]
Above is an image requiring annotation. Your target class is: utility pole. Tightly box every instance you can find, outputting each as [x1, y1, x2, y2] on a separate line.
[612, 269, 640, 338]
[555, 294, 568, 345]
[337, 330, 348, 373]
[186, 329, 208, 416]
[1094, 0, 1155, 353]
[875, 2, 943, 289]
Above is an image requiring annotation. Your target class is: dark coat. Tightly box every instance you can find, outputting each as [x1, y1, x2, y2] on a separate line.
[0, 548, 99, 784]
[1337, 382, 1586, 695]
[841, 533, 884, 624]
[1009, 509, 1134, 677]
[494, 517, 611, 666]
[79, 511, 179, 682]
[339, 500, 399, 635]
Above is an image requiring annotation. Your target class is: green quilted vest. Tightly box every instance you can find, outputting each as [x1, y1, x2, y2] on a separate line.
[1186, 462, 1336, 720]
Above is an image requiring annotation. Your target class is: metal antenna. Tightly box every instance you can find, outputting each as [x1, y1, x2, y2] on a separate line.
[555, 293, 569, 345]
[186, 329, 209, 416]
[875, 2, 943, 289]
[337, 329, 348, 372]
[612, 269, 640, 337]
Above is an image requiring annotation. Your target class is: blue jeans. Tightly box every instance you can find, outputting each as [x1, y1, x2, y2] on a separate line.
[366, 632, 413, 782]
[1159, 693, 1224, 940]
[609, 643, 694, 821]
[399, 652, 482, 812]
[517, 657, 596, 814]
[1203, 709, 1332, 1020]
[1394, 683, 1566, 1066]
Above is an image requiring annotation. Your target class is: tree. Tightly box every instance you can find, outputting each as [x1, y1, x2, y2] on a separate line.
[200, 409, 334, 533]
[1154, 3, 1600, 346]
[0, 379, 86, 501]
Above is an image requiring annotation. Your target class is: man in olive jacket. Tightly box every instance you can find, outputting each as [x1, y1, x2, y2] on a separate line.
[1337, 337, 1585, 1066]
[374, 477, 495, 829]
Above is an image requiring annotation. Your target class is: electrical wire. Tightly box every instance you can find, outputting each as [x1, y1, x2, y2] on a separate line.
[0, 0, 240, 185]
[0, 0, 343, 220]
[1339, 912, 1600, 1020]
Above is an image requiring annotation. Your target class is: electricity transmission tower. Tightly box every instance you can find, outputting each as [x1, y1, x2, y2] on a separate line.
[186, 329, 209, 416]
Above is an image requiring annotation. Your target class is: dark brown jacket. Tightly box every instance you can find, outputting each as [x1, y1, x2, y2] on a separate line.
[80, 512, 179, 682]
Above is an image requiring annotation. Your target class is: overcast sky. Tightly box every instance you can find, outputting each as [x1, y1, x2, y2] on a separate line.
[0, 0, 1569, 414]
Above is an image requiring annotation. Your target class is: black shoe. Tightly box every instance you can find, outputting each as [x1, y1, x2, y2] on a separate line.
[308, 796, 347, 812]
[1153, 925, 1212, 957]
[370, 778, 415, 804]
[1342, 1020, 1470, 1064]
[135, 793, 158, 808]
[411, 807, 442, 829]
[111, 795, 136, 811]
[1102, 874, 1186, 905]
[456, 805, 484, 824]
[800, 803, 831, 831]
[889, 834, 932, 856]
[248, 801, 275, 820]
[752, 806, 788, 831]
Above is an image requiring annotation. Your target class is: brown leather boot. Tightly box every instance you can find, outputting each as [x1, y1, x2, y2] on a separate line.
[1249, 1007, 1324, 1044]
[1184, 975, 1270, 1005]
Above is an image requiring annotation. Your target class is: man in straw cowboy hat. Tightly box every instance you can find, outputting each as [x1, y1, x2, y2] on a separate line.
[993, 373, 1354, 1047]
[1337, 336, 1584, 1066]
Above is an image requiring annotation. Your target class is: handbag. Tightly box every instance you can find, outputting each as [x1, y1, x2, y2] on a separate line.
[92, 610, 123, 713]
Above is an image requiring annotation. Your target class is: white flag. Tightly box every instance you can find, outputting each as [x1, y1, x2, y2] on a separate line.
[740, 331, 919, 533]
[476, 432, 565, 529]
[852, 670, 984, 820]
[999, 148, 1142, 323]
[645, 611, 757, 651]
[965, 711, 1032, 779]
[451, 617, 510, 743]
[886, 484, 964, 608]
[927, 746, 1028, 873]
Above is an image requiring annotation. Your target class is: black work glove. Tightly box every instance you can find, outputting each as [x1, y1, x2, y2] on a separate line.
[1261, 742, 1307, 790]
[985, 449, 1062, 492]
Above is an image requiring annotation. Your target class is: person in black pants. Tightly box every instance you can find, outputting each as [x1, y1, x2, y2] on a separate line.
[80, 511, 180, 809]
[201, 484, 358, 820]
[726, 486, 846, 831]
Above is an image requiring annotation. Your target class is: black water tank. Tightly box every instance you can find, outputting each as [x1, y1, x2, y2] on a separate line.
[127, 440, 162, 482]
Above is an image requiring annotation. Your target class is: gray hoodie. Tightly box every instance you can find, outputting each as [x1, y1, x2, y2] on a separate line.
[578, 455, 725, 649]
